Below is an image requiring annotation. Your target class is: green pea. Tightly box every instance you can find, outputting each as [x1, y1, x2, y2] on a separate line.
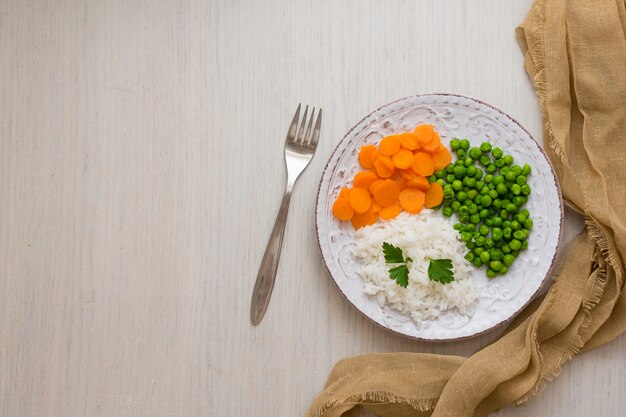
[468, 204, 478, 215]
[458, 139, 469, 150]
[475, 236, 486, 247]
[464, 252, 475, 262]
[511, 184, 522, 195]
[513, 230, 527, 240]
[466, 189, 478, 200]
[509, 239, 522, 251]
[488, 183, 496, 190]
[505, 171, 516, 182]
[450, 139, 461, 150]
[479, 187, 489, 196]
[515, 175, 526, 185]
[483, 218, 493, 227]
[512, 250, 520, 258]
[464, 157, 473, 167]
[486, 164, 497, 174]
[479, 251, 491, 263]
[469, 147, 482, 160]
[521, 184, 531, 195]
[512, 165, 522, 176]
[515, 213, 527, 223]
[498, 209, 508, 219]
[479, 209, 490, 219]
[458, 205, 469, 215]
[466, 241, 476, 249]
[512, 196, 526, 207]
[503, 155, 513, 166]
[522, 163, 532, 175]
[446, 174, 455, 183]
[473, 257, 483, 268]
[490, 250, 503, 261]
[502, 243, 511, 253]
[524, 218, 533, 229]
[492, 175, 503, 185]
[436, 179, 445, 186]
[492, 199, 502, 210]
[502, 219, 512, 228]
[492, 228, 503, 242]
[484, 238, 494, 248]
[443, 187, 455, 199]
[464, 224, 476, 233]
[511, 220, 521, 231]
[500, 166, 509, 174]
[494, 240, 504, 248]
[454, 165, 467, 178]
[479, 195, 492, 207]
[453, 223, 463, 231]
[484, 174, 493, 183]
[520, 208, 530, 217]
[456, 148, 466, 159]
[494, 158, 505, 168]
[492, 217, 502, 227]
[479, 155, 491, 166]
[488, 190, 499, 200]
[489, 260, 502, 271]
[505, 203, 517, 213]
[495, 183, 506, 195]
[492, 147, 504, 159]
[474, 247, 484, 256]
[474, 168, 484, 180]
[521, 240, 529, 250]
[470, 214, 481, 224]
[456, 191, 468, 202]
[478, 224, 489, 236]
[486, 268, 498, 278]
[466, 165, 477, 177]
[465, 177, 477, 188]
[451, 180, 462, 191]
[503, 227, 512, 240]
[503, 254, 515, 266]
[461, 232, 472, 242]
[442, 206, 453, 217]
[450, 201, 461, 212]
[446, 164, 455, 173]
[475, 181, 484, 190]
[479, 142, 492, 153]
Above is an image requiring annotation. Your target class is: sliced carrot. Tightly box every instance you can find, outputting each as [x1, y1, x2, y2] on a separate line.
[369, 179, 384, 194]
[358, 145, 378, 169]
[399, 188, 425, 214]
[379, 204, 401, 220]
[348, 187, 372, 214]
[407, 175, 430, 192]
[379, 135, 401, 156]
[422, 131, 441, 153]
[399, 132, 420, 151]
[399, 169, 416, 180]
[371, 179, 400, 207]
[395, 175, 408, 191]
[425, 182, 444, 208]
[332, 197, 354, 220]
[373, 155, 396, 178]
[339, 187, 351, 198]
[353, 171, 379, 189]
[414, 124, 435, 145]
[372, 202, 381, 212]
[351, 208, 377, 230]
[391, 149, 415, 170]
[411, 152, 435, 177]
[432, 146, 452, 170]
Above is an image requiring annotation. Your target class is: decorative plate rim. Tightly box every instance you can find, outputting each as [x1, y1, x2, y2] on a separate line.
[314, 93, 564, 342]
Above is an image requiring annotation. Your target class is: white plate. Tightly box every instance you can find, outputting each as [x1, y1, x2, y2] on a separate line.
[315, 94, 563, 341]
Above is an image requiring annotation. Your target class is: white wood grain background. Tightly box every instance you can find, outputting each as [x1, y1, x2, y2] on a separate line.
[1, 1, 624, 416]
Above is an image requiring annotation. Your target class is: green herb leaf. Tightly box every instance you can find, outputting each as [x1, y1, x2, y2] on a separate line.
[389, 265, 410, 288]
[382, 242, 405, 264]
[382, 242, 413, 288]
[427, 258, 455, 284]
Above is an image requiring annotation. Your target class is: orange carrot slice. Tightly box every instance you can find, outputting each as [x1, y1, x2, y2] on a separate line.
[395, 175, 408, 191]
[379, 204, 401, 220]
[379, 135, 401, 156]
[348, 187, 372, 214]
[407, 175, 430, 192]
[371, 179, 400, 207]
[414, 124, 435, 145]
[369, 179, 385, 194]
[399, 169, 416, 180]
[411, 152, 435, 177]
[332, 197, 354, 220]
[392, 149, 415, 170]
[358, 145, 379, 169]
[351, 208, 377, 230]
[353, 171, 379, 189]
[339, 187, 351, 198]
[422, 131, 441, 153]
[432, 146, 452, 170]
[372, 202, 381, 212]
[399, 132, 420, 151]
[399, 188, 425, 214]
[425, 182, 444, 208]
[373, 155, 396, 178]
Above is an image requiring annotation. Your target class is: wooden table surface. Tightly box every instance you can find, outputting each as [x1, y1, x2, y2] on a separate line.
[1, 1, 624, 416]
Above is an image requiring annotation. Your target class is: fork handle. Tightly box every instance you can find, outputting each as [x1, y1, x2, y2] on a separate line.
[250, 186, 293, 325]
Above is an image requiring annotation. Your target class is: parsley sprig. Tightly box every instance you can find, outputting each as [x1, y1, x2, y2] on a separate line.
[426, 258, 455, 284]
[382, 242, 413, 288]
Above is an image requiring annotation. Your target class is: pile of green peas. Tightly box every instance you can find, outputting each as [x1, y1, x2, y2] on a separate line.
[428, 138, 533, 278]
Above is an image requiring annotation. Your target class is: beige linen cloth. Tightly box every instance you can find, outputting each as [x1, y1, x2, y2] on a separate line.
[305, 0, 626, 416]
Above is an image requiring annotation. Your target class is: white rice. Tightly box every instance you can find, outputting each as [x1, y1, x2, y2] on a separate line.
[353, 210, 478, 326]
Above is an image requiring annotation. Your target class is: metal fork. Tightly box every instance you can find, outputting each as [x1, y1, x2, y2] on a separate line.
[250, 104, 322, 325]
